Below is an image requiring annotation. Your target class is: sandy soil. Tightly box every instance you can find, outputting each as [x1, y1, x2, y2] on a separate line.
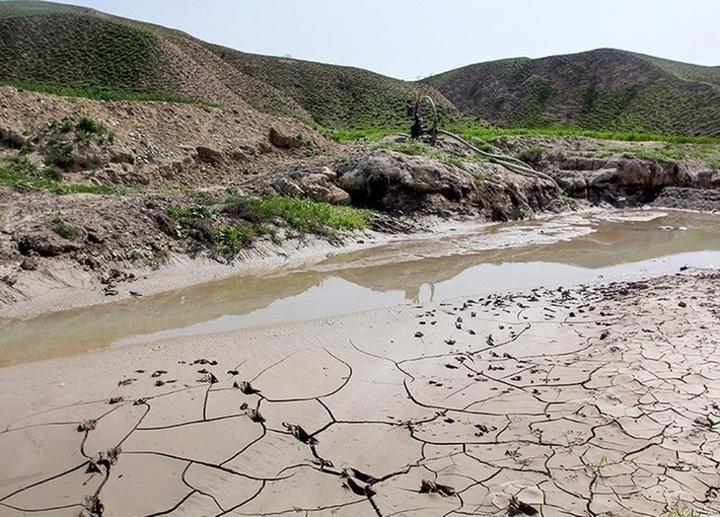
[1, 270, 718, 516]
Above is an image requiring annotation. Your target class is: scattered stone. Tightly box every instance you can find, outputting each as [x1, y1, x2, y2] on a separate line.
[239, 380, 259, 394]
[420, 479, 456, 497]
[247, 408, 265, 423]
[198, 372, 218, 384]
[282, 422, 318, 445]
[342, 474, 376, 497]
[80, 494, 104, 517]
[77, 419, 97, 432]
[19, 257, 37, 271]
[508, 495, 538, 516]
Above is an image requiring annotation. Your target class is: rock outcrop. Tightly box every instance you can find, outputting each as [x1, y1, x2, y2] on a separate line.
[546, 155, 719, 206]
[338, 149, 562, 218]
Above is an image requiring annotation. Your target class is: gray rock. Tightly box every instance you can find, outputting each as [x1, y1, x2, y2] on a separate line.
[338, 149, 475, 209]
[269, 127, 303, 149]
[273, 178, 304, 198]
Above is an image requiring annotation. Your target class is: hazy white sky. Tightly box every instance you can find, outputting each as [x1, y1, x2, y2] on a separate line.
[62, 0, 719, 80]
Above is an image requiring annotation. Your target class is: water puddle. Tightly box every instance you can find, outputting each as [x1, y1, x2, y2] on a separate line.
[1, 209, 719, 366]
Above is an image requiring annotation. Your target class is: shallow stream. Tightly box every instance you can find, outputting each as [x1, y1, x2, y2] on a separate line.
[1, 209, 718, 366]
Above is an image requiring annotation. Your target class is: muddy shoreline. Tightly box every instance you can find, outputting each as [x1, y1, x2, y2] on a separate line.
[1, 270, 718, 516]
[0, 216, 494, 320]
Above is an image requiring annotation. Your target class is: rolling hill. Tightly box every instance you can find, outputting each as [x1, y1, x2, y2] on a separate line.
[0, 0, 453, 129]
[1, 1, 719, 136]
[424, 48, 720, 136]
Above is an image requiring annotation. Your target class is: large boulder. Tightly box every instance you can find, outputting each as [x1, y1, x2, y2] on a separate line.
[272, 177, 304, 198]
[305, 183, 351, 205]
[549, 156, 701, 204]
[338, 150, 476, 211]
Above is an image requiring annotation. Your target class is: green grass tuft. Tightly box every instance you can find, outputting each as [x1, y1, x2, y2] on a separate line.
[243, 196, 374, 234]
[0, 158, 121, 195]
[51, 218, 79, 239]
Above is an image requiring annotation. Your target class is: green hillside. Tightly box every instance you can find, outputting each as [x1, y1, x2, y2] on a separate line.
[425, 49, 720, 136]
[0, 0, 452, 129]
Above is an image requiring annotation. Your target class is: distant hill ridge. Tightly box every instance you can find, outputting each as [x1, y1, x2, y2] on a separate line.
[1, 1, 719, 136]
[424, 49, 720, 136]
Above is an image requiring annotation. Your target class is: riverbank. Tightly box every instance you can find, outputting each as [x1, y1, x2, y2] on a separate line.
[2, 208, 720, 368]
[1, 269, 718, 516]
[0, 215, 491, 320]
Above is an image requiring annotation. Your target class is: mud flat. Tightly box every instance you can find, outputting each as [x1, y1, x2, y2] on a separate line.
[1, 266, 719, 516]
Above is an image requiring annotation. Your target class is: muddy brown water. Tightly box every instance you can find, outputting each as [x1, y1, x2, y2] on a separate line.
[1, 209, 719, 366]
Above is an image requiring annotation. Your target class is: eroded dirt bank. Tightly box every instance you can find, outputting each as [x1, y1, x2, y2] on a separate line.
[1, 270, 718, 516]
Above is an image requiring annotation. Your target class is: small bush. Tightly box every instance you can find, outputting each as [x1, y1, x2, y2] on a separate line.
[51, 218, 79, 239]
[165, 202, 217, 227]
[32, 112, 115, 168]
[213, 224, 257, 258]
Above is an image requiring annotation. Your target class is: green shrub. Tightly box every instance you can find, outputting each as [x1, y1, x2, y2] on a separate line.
[51, 218, 79, 239]
[213, 224, 257, 258]
[243, 196, 373, 234]
[518, 144, 544, 165]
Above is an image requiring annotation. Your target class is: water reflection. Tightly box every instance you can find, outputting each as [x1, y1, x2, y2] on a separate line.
[1, 210, 718, 365]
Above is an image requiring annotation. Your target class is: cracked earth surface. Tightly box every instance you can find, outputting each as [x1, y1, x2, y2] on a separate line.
[1, 271, 719, 516]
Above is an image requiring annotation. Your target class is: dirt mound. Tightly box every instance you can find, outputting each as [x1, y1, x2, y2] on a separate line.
[0, 85, 326, 189]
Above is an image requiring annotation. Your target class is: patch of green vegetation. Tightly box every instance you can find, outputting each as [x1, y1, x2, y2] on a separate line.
[241, 196, 374, 235]
[319, 124, 719, 146]
[0, 155, 120, 195]
[212, 224, 261, 258]
[318, 127, 401, 143]
[5, 81, 206, 105]
[163, 195, 319, 259]
[449, 124, 720, 145]
[27, 111, 116, 168]
[51, 218, 79, 239]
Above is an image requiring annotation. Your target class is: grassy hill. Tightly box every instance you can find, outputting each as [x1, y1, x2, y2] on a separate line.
[0, 0, 452, 129]
[425, 48, 720, 136]
[1, 2, 718, 137]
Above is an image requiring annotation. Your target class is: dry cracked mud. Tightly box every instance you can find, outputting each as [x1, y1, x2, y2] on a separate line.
[1, 271, 719, 516]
